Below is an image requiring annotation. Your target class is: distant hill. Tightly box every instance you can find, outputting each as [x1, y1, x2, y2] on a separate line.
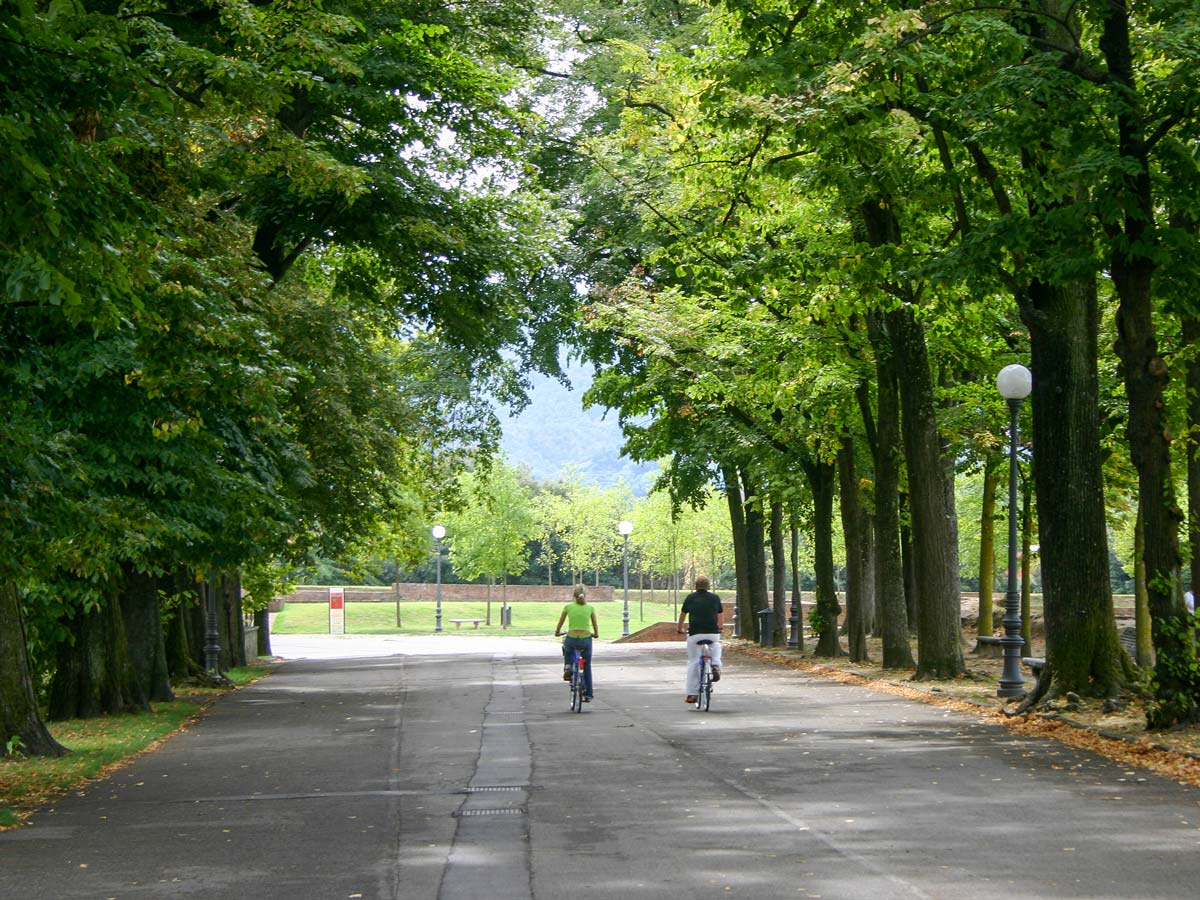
[500, 363, 656, 493]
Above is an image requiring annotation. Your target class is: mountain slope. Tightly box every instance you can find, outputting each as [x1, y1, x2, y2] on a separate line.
[500, 364, 655, 492]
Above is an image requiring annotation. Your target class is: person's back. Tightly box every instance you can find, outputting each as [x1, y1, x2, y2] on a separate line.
[681, 589, 722, 635]
[563, 600, 595, 633]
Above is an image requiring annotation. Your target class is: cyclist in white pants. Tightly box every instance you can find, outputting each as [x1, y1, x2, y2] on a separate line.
[676, 575, 724, 703]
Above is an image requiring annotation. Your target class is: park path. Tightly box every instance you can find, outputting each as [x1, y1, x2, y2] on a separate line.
[1, 635, 1198, 899]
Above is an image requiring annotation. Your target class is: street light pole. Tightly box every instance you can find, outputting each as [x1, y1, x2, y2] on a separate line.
[619, 520, 633, 637]
[432, 524, 446, 634]
[204, 572, 221, 677]
[996, 364, 1032, 699]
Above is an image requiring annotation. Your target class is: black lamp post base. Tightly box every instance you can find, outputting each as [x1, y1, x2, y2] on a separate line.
[997, 630, 1027, 699]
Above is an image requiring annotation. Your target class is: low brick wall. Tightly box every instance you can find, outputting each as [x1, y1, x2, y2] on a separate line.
[276, 583, 615, 604]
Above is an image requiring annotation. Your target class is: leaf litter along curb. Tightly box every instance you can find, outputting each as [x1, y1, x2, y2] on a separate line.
[729, 642, 1200, 790]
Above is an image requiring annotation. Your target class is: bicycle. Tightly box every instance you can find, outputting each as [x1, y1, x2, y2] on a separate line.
[694, 639, 715, 711]
[557, 634, 588, 713]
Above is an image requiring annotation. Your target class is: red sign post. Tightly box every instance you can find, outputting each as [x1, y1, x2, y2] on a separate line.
[329, 587, 346, 635]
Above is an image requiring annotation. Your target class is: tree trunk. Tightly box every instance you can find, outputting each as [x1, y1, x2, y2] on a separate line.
[1099, 0, 1195, 726]
[1119, 265, 1192, 720]
[254, 607, 273, 657]
[741, 468, 770, 641]
[164, 569, 201, 682]
[164, 600, 193, 683]
[1020, 275, 1124, 698]
[867, 311, 915, 668]
[804, 458, 842, 657]
[900, 505, 917, 634]
[1135, 506, 1154, 668]
[118, 564, 173, 703]
[185, 579, 207, 672]
[976, 457, 998, 643]
[1185, 315, 1200, 603]
[723, 465, 754, 641]
[221, 572, 246, 669]
[861, 507, 876, 638]
[838, 438, 868, 662]
[859, 198, 963, 678]
[790, 516, 804, 652]
[1020, 473, 1034, 656]
[885, 302, 964, 678]
[48, 596, 148, 720]
[770, 498, 787, 646]
[0, 582, 66, 757]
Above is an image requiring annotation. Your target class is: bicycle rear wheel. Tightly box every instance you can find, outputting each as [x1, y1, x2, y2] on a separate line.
[695, 657, 710, 711]
[571, 656, 584, 712]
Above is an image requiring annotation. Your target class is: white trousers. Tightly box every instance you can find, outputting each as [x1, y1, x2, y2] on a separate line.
[685, 634, 723, 694]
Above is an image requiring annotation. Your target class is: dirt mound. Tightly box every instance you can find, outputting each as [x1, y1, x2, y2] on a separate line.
[616, 622, 686, 643]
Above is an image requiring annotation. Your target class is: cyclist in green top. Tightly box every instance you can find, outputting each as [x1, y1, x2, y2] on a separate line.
[555, 584, 599, 701]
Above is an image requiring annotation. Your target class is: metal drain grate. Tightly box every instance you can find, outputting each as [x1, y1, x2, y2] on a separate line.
[455, 807, 525, 817]
[468, 785, 527, 793]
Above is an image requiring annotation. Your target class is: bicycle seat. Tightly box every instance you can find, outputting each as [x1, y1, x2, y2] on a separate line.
[695, 639, 714, 646]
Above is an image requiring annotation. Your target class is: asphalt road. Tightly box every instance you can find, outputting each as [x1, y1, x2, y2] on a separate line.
[2, 634, 1198, 899]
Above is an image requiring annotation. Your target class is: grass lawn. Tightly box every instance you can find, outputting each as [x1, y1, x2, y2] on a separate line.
[0, 665, 271, 829]
[273, 598, 687, 639]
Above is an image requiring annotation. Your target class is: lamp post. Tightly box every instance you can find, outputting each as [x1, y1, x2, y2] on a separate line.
[996, 364, 1032, 699]
[787, 593, 800, 649]
[432, 524, 446, 634]
[204, 572, 222, 677]
[619, 520, 633, 637]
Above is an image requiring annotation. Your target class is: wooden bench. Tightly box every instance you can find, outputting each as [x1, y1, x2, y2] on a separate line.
[448, 618, 485, 630]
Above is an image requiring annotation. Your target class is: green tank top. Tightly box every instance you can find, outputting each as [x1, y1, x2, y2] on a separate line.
[564, 603, 594, 632]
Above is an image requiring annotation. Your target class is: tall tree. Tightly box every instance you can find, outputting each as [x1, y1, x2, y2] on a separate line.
[866, 311, 915, 669]
[446, 463, 538, 619]
[1091, 0, 1200, 726]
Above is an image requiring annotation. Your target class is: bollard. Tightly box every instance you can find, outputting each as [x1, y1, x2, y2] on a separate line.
[757, 608, 775, 647]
